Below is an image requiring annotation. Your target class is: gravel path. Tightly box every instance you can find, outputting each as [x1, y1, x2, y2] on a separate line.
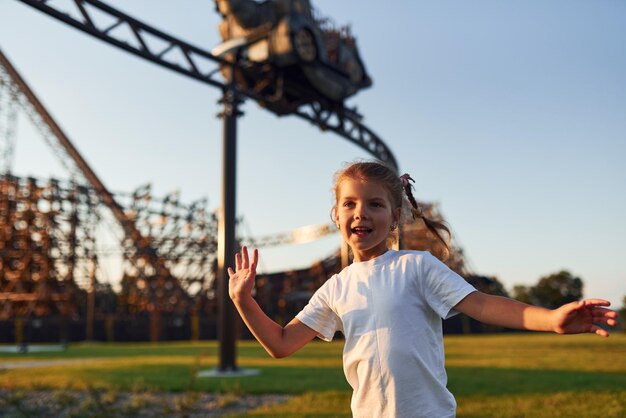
[0, 359, 291, 416]
[0, 359, 95, 370]
[0, 388, 290, 417]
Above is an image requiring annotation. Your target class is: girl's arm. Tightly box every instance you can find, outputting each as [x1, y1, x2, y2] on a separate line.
[228, 246, 318, 358]
[454, 292, 619, 337]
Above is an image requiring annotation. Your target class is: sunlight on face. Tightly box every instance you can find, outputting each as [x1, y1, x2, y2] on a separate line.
[335, 179, 399, 262]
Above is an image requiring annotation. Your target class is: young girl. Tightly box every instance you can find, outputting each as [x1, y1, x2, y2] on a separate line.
[228, 161, 618, 418]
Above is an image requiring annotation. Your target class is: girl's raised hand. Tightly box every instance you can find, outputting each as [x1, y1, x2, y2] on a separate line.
[227, 246, 259, 303]
[552, 299, 619, 337]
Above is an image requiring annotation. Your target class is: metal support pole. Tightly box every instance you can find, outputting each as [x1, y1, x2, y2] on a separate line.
[216, 84, 242, 372]
[86, 262, 96, 341]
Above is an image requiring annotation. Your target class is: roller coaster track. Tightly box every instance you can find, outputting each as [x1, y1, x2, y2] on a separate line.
[241, 222, 336, 248]
[14, 0, 398, 170]
[0, 47, 176, 300]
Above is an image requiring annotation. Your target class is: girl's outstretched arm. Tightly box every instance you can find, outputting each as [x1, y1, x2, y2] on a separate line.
[228, 246, 318, 358]
[454, 292, 619, 337]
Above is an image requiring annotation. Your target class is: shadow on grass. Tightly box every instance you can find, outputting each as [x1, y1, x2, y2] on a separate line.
[0, 340, 342, 361]
[0, 343, 220, 360]
[86, 363, 624, 397]
[230, 368, 626, 418]
[4, 361, 623, 398]
[47, 364, 350, 394]
[448, 366, 626, 396]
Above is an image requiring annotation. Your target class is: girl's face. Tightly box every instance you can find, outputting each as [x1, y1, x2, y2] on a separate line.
[335, 178, 400, 262]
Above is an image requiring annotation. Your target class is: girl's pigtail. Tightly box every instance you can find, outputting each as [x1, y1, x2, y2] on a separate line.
[400, 173, 451, 257]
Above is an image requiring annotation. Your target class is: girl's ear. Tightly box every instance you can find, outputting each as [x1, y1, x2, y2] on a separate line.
[393, 207, 401, 224]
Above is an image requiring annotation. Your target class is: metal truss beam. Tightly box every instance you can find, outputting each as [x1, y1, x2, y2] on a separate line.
[0, 68, 18, 175]
[15, 0, 398, 170]
[242, 223, 337, 248]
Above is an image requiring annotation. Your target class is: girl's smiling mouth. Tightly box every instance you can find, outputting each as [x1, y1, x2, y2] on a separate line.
[351, 226, 373, 237]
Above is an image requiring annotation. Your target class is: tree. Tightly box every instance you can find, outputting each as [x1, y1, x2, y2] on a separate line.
[512, 285, 532, 304]
[465, 275, 509, 297]
[530, 270, 583, 309]
[446, 275, 509, 334]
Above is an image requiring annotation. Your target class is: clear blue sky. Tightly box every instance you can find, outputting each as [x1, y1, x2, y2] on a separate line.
[1, 1, 625, 308]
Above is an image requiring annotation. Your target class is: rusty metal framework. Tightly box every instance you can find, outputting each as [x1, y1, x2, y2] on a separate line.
[0, 65, 18, 175]
[0, 48, 171, 319]
[0, 48, 216, 333]
[0, 174, 221, 321]
[115, 186, 218, 315]
[0, 175, 97, 320]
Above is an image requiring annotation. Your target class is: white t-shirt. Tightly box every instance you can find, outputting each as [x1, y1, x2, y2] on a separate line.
[296, 250, 476, 418]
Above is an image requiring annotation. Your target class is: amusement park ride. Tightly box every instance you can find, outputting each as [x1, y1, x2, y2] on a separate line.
[0, 0, 467, 371]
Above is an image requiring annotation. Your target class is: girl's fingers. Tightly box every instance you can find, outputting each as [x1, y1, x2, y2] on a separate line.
[591, 308, 618, 317]
[590, 325, 609, 338]
[227, 267, 235, 278]
[233, 247, 258, 277]
[593, 314, 618, 326]
[581, 299, 611, 307]
[251, 248, 259, 271]
[235, 252, 242, 270]
[242, 246, 249, 269]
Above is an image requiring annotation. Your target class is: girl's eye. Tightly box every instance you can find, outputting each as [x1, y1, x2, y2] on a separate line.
[343, 201, 354, 208]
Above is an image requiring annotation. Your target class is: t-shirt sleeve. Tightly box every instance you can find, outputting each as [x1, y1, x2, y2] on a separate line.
[420, 252, 476, 319]
[295, 276, 342, 342]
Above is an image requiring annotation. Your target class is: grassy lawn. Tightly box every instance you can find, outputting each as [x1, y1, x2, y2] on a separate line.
[0, 333, 624, 417]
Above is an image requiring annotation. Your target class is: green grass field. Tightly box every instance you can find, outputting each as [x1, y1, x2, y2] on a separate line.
[0, 333, 624, 417]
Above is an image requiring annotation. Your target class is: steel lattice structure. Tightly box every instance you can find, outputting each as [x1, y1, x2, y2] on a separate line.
[0, 175, 96, 320]
[115, 186, 219, 316]
[0, 174, 222, 323]
[0, 49, 214, 332]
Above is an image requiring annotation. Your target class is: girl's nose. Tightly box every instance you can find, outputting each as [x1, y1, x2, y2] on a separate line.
[354, 205, 368, 219]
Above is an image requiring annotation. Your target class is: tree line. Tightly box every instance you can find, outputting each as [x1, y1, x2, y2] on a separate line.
[469, 270, 623, 332]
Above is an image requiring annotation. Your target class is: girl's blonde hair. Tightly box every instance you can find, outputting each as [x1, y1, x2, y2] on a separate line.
[331, 161, 451, 256]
